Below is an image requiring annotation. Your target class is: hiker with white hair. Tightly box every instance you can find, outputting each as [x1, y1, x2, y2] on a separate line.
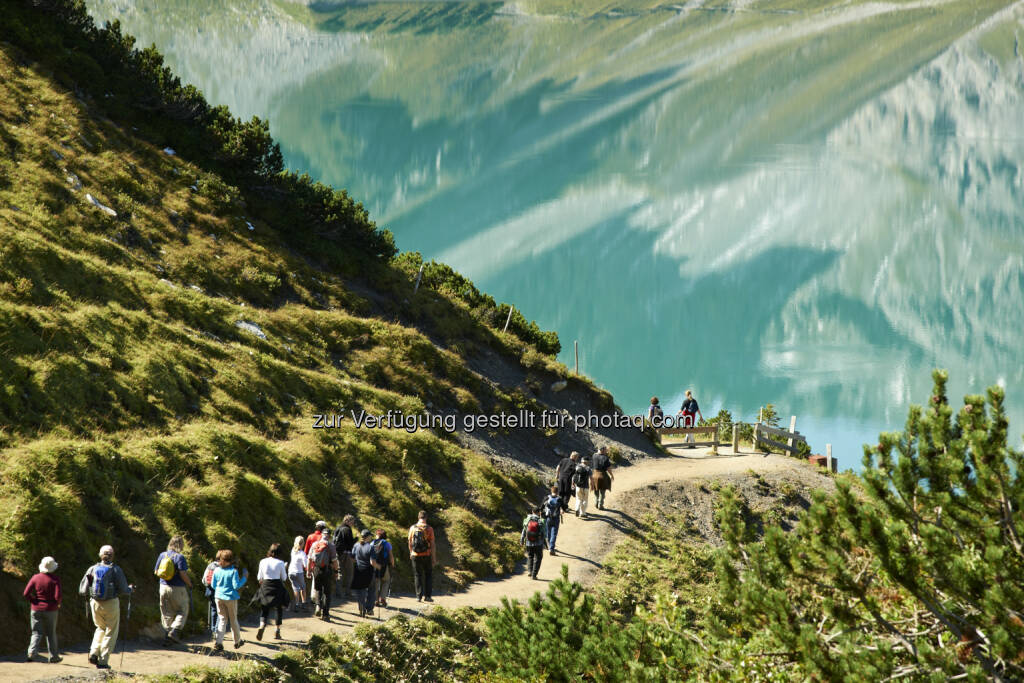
[24, 556, 62, 663]
[80, 545, 133, 670]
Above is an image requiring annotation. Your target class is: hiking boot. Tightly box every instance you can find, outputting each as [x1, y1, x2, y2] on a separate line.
[314, 605, 322, 617]
[417, 596, 423, 602]
[550, 549, 556, 556]
[88, 653, 98, 665]
[275, 628, 282, 640]
[169, 628, 182, 642]
[233, 639, 245, 649]
[379, 599, 387, 607]
[424, 596, 433, 602]
[96, 662, 110, 670]
[213, 643, 224, 652]
[256, 626, 265, 641]
[48, 655, 62, 664]
[25, 654, 35, 663]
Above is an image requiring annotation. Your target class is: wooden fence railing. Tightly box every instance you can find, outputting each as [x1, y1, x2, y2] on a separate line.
[752, 422, 806, 454]
[657, 425, 719, 450]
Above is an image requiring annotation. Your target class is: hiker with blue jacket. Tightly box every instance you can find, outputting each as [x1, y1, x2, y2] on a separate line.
[541, 486, 563, 555]
[211, 549, 248, 651]
[153, 535, 192, 646]
[520, 506, 549, 579]
[81, 545, 133, 670]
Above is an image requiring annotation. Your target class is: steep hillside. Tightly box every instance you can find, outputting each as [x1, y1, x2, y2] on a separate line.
[0, 0, 654, 653]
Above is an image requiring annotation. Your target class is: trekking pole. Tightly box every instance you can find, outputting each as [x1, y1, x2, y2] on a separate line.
[119, 590, 133, 671]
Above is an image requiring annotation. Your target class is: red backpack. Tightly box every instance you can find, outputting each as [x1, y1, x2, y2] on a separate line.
[310, 538, 330, 572]
[526, 517, 541, 543]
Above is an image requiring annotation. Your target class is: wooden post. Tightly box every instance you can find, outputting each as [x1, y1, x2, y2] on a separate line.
[503, 306, 514, 333]
[826, 443, 834, 472]
[574, 340, 578, 374]
[711, 429, 719, 455]
[758, 407, 763, 425]
[732, 423, 740, 454]
[412, 263, 425, 294]
[753, 423, 761, 454]
[787, 415, 797, 455]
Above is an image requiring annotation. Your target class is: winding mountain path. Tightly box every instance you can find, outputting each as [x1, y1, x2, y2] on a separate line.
[5, 448, 806, 682]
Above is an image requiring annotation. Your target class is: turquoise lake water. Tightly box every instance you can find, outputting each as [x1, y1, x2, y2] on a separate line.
[88, 0, 1024, 469]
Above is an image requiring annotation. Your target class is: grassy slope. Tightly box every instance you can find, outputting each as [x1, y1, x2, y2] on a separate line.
[0, 34, 613, 651]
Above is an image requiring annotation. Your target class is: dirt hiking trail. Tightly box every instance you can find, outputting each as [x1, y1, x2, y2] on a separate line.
[4, 449, 817, 682]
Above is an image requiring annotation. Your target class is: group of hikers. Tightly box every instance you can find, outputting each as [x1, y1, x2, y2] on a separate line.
[518, 445, 616, 578]
[21, 511, 438, 668]
[21, 443, 621, 668]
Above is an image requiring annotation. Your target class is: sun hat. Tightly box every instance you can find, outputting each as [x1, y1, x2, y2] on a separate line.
[39, 557, 58, 573]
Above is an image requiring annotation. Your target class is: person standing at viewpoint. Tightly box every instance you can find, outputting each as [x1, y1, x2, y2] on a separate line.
[408, 510, 436, 602]
[677, 390, 704, 447]
[24, 556, 62, 663]
[154, 535, 192, 646]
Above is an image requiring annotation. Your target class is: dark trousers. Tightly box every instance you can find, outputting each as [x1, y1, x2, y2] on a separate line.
[260, 604, 283, 626]
[413, 555, 433, 599]
[526, 546, 544, 577]
[207, 599, 218, 637]
[313, 571, 334, 615]
[557, 478, 573, 511]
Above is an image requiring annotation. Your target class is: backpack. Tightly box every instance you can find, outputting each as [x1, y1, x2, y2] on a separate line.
[542, 496, 560, 519]
[202, 561, 218, 587]
[652, 405, 664, 419]
[411, 527, 429, 554]
[309, 538, 330, 572]
[572, 465, 589, 488]
[83, 564, 117, 600]
[371, 539, 390, 565]
[525, 517, 541, 543]
[155, 552, 177, 581]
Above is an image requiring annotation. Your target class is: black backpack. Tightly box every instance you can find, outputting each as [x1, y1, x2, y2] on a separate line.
[572, 465, 589, 488]
[542, 496, 560, 519]
[411, 527, 429, 554]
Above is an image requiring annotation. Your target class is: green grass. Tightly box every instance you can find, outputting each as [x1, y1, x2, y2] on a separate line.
[0, 33, 581, 650]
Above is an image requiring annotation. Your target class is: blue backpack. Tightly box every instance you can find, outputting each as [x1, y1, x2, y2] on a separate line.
[90, 564, 117, 600]
[543, 495, 561, 520]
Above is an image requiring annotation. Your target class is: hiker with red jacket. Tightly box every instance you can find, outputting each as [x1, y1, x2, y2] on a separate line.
[24, 556, 62, 663]
[408, 510, 436, 602]
[304, 520, 327, 555]
[520, 506, 549, 579]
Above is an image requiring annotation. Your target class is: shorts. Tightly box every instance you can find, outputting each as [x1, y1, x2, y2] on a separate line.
[288, 572, 306, 593]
